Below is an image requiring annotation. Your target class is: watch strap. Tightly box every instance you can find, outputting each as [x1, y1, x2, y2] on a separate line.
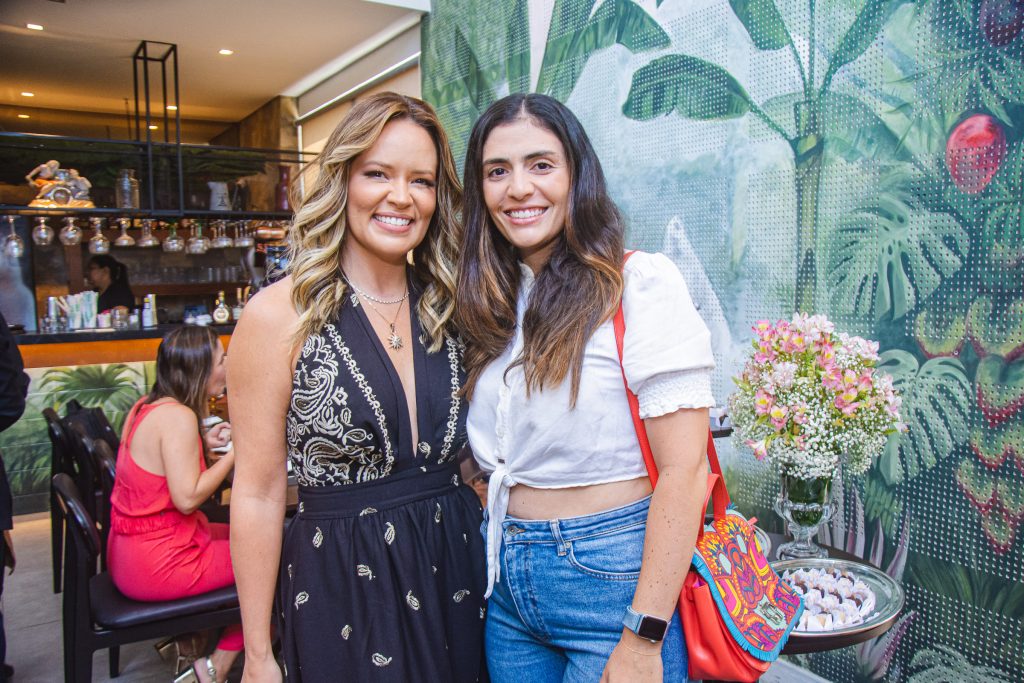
[622, 605, 669, 642]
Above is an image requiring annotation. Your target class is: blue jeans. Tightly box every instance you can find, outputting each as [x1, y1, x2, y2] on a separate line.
[484, 496, 688, 682]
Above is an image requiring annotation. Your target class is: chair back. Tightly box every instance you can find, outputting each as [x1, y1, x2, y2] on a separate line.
[64, 406, 120, 455]
[43, 408, 79, 479]
[64, 422, 101, 522]
[90, 439, 117, 563]
[52, 472, 102, 683]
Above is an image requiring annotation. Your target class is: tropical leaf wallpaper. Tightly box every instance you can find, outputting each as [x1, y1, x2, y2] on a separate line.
[423, 0, 1023, 679]
[0, 361, 152, 514]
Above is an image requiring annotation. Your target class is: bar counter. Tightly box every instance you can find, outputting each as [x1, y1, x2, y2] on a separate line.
[15, 324, 236, 368]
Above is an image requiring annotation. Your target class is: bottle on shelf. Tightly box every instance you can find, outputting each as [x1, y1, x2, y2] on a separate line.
[116, 169, 140, 209]
[232, 287, 245, 321]
[142, 294, 157, 328]
[212, 290, 231, 324]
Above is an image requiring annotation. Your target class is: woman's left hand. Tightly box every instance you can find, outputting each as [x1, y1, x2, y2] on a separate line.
[204, 421, 231, 450]
[600, 632, 663, 683]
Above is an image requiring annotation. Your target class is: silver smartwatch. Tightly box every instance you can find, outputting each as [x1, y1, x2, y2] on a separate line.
[622, 605, 669, 643]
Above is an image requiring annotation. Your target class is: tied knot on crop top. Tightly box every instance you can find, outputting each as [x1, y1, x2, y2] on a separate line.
[466, 251, 717, 597]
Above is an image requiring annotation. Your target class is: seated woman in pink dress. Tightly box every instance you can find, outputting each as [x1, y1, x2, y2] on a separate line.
[106, 325, 239, 683]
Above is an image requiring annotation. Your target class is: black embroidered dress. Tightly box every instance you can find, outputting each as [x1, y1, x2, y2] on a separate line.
[280, 279, 487, 682]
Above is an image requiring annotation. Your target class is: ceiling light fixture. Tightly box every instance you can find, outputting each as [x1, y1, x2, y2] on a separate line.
[26, 24, 44, 31]
[148, 125, 159, 130]
[21, 92, 35, 97]
[166, 105, 178, 111]
[17, 115, 30, 119]
[218, 49, 234, 55]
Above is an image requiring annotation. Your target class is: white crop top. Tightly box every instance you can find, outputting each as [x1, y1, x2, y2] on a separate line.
[467, 251, 716, 596]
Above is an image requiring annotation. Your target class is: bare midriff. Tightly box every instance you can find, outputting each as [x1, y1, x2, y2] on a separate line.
[506, 476, 653, 520]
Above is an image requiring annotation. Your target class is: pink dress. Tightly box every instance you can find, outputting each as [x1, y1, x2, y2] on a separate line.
[107, 398, 242, 650]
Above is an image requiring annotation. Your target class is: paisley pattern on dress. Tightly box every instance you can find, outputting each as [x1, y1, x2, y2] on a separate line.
[278, 286, 487, 682]
[286, 317, 463, 487]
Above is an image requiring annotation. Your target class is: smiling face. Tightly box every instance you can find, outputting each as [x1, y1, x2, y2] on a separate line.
[481, 118, 571, 272]
[344, 118, 438, 267]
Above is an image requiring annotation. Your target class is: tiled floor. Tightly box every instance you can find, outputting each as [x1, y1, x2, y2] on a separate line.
[4, 512, 241, 682]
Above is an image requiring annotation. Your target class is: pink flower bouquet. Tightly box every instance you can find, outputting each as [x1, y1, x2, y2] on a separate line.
[728, 314, 905, 479]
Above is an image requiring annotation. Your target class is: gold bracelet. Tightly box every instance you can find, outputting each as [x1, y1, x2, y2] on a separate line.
[622, 642, 662, 656]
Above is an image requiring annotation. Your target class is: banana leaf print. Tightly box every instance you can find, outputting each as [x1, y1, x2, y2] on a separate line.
[422, 0, 667, 170]
[623, 0, 908, 312]
[39, 363, 143, 426]
[538, 0, 670, 101]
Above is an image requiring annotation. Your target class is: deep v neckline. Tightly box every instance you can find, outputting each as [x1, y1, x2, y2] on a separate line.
[350, 278, 432, 461]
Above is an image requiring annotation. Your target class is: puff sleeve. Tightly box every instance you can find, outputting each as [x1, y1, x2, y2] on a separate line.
[621, 252, 716, 418]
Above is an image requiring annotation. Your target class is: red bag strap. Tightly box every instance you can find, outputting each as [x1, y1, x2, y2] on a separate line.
[613, 250, 730, 520]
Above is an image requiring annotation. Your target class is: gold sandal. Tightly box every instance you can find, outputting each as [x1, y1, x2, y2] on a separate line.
[172, 656, 217, 683]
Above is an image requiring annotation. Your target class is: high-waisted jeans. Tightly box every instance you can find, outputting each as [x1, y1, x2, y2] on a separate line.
[484, 495, 688, 682]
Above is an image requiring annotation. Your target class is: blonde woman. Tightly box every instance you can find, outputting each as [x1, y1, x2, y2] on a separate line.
[228, 93, 487, 682]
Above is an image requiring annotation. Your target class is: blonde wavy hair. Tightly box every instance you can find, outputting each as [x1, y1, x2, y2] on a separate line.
[288, 92, 462, 352]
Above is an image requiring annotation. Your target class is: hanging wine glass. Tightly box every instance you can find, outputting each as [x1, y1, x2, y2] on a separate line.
[137, 218, 161, 248]
[87, 217, 110, 255]
[186, 220, 209, 254]
[163, 222, 184, 252]
[233, 220, 254, 248]
[59, 217, 82, 246]
[113, 217, 135, 247]
[211, 219, 234, 249]
[32, 217, 55, 246]
[3, 216, 25, 259]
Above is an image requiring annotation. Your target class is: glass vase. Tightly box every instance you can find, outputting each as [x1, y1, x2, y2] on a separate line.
[774, 474, 836, 560]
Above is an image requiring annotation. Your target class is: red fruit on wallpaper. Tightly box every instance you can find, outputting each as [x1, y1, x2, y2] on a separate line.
[979, 0, 1024, 47]
[945, 114, 1007, 194]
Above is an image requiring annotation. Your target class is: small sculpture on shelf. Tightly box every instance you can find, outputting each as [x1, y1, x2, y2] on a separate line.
[25, 159, 96, 208]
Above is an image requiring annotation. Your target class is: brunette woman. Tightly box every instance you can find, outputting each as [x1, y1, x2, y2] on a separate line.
[459, 94, 716, 682]
[106, 325, 238, 683]
[228, 93, 486, 683]
[86, 254, 134, 312]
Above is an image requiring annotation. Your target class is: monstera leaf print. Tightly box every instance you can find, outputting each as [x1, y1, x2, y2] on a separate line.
[876, 351, 970, 485]
[828, 170, 970, 320]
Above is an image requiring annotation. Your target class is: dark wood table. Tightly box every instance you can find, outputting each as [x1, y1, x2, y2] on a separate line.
[766, 532, 901, 654]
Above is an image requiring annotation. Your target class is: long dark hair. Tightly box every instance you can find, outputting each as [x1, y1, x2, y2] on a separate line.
[457, 94, 625, 406]
[88, 254, 130, 288]
[145, 326, 219, 431]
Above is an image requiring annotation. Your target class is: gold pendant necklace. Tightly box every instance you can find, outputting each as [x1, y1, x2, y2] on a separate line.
[358, 293, 406, 350]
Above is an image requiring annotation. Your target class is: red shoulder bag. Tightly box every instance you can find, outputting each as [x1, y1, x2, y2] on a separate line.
[613, 252, 802, 681]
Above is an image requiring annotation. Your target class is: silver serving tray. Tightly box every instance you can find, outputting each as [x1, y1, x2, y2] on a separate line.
[771, 558, 905, 639]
